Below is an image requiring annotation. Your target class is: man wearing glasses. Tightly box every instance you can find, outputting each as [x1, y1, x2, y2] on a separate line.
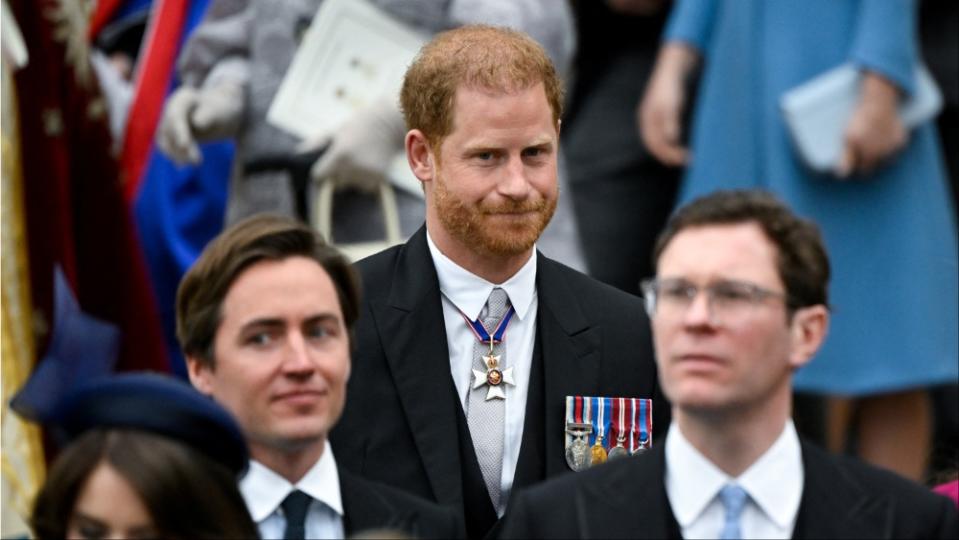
[500, 189, 958, 539]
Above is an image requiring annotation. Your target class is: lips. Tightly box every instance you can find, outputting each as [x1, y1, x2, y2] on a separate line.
[272, 389, 326, 405]
[674, 353, 725, 366]
[489, 211, 535, 219]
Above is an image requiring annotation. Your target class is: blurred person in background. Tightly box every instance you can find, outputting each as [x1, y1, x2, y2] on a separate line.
[563, 0, 683, 294]
[640, 0, 957, 482]
[31, 373, 258, 539]
[499, 190, 959, 540]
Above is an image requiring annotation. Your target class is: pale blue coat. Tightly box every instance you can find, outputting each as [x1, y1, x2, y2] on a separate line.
[665, 0, 958, 394]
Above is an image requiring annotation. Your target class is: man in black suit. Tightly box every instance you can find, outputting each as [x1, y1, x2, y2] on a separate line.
[500, 190, 959, 539]
[176, 215, 461, 539]
[329, 25, 665, 540]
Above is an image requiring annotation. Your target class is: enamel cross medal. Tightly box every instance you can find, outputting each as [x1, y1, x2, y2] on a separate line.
[464, 305, 516, 401]
[472, 339, 515, 400]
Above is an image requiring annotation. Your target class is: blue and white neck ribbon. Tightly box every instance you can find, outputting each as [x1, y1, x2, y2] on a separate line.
[461, 305, 517, 400]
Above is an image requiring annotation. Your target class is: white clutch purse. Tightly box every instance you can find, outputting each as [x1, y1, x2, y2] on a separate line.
[780, 63, 942, 172]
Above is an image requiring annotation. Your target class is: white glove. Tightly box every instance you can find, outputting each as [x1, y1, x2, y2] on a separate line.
[156, 82, 244, 165]
[307, 96, 407, 193]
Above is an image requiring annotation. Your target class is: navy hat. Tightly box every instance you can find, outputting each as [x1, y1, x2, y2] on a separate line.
[51, 373, 249, 477]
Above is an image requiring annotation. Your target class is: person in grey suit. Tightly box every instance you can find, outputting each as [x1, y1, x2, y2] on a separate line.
[176, 215, 462, 539]
[500, 190, 959, 539]
[328, 25, 666, 540]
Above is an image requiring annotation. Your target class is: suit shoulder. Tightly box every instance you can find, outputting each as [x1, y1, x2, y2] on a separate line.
[355, 243, 404, 297]
[515, 454, 641, 507]
[806, 443, 959, 525]
[355, 243, 403, 280]
[342, 471, 463, 538]
[502, 458, 653, 538]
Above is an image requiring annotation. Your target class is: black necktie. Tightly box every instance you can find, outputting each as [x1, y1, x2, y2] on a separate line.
[281, 490, 312, 540]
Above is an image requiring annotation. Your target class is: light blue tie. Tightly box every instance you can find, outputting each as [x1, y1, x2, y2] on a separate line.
[718, 484, 748, 540]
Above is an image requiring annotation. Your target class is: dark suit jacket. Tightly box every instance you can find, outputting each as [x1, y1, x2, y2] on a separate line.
[340, 468, 463, 539]
[330, 227, 665, 538]
[500, 439, 959, 539]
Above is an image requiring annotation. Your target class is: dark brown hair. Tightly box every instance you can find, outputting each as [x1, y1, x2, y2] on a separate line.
[653, 189, 830, 311]
[176, 214, 361, 366]
[400, 24, 564, 150]
[31, 429, 258, 539]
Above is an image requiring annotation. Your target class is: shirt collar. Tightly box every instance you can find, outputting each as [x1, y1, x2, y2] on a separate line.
[664, 421, 803, 529]
[239, 440, 344, 522]
[665, 423, 729, 526]
[737, 420, 804, 529]
[426, 229, 537, 321]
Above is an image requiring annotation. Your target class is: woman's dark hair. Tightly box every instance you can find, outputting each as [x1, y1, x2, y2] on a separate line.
[31, 428, 259, 539]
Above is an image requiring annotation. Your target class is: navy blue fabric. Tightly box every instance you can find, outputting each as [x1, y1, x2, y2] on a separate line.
[51, 373, 248, 476]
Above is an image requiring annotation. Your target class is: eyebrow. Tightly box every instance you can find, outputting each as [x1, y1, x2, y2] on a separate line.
[239, 313, 340, 332]
[72, 512, 105, 526]
[72, 512, 158, 538]
[525, 136, 555, 148]
[462, 135, 556, 154]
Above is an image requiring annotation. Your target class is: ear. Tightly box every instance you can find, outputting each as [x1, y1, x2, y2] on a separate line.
[787, 305, 829, 370]
[186, 355, 216, 396]
[405, 129, 436, 184]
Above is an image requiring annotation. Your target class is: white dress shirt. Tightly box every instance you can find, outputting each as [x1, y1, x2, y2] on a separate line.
[240, 440, 345, 540]
[426, 230, 538, 516]
[664, 421, 804, 540]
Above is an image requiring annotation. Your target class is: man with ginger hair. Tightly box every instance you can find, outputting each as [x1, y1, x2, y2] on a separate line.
[329, 25, 665, 539]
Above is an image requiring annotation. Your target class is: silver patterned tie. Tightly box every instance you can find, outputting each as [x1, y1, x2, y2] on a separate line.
[466, 287, 510, 514]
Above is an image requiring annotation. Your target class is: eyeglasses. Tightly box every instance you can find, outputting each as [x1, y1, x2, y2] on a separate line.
[640, 278, 788, 322]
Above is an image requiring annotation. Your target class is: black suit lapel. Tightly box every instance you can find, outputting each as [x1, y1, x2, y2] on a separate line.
[371, 228, 464, 506]
[793, 441, 890, 539]
[530, 254, 603, 479]
[511, 325, 546, 493]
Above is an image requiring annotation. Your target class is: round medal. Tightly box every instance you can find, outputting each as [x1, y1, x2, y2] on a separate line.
[486, 369, 502, 386]
[608, 433, 629, 460]
[632, 435, 650, 455]
[608, 445, 628, 459]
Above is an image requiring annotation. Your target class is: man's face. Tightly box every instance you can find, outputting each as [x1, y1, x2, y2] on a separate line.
[429, 82, 558, 257]
[188, 256, 351, 459]
[651, 223, 811, 415]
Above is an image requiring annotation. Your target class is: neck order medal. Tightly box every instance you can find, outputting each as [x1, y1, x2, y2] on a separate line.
[465, 304, 516, 401]
[472, 340, 515, 400]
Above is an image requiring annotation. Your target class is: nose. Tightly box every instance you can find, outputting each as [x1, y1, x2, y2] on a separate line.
[281, 332, 315, 376]
[681, 290, 718, 328]
[497, 156, 531, 200]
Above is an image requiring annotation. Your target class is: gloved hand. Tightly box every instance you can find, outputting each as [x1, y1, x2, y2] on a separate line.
[156, 82, 244, 165]
[306, 95, 407, 193]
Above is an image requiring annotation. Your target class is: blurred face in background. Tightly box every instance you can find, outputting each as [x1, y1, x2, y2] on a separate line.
[650, 223, 824, 417]
[67, 462, 156, 540]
